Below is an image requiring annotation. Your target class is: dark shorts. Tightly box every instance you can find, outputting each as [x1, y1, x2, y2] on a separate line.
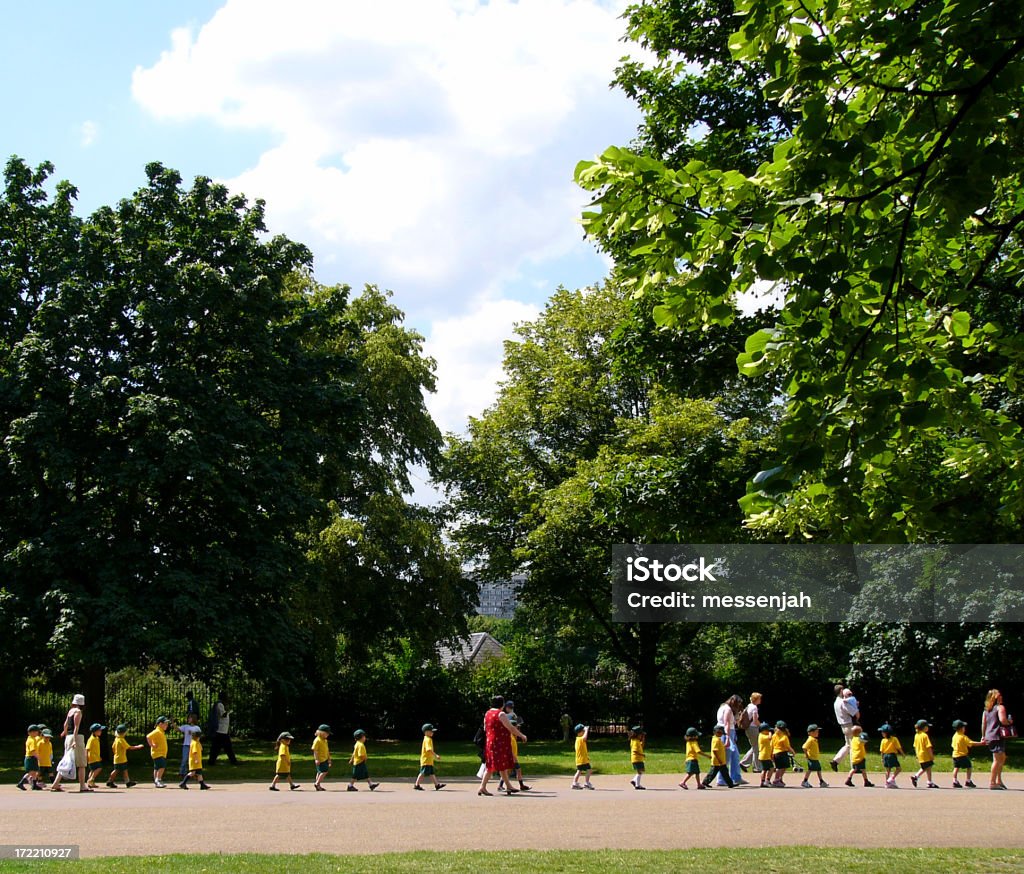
[316, 762, 331, 774]
[917, 759, 934, 770]
[953, 756, 972, 769]
[419, 765, 435, 776]
[632, 762, 645, 772]
[685, 760, 700, 775]
[759, 758, 775, 771]
[37, 767, 50, 780]
[806, 760, 822, 772]
[24, 756, 39, 771]
[88, 762, 104, 774]
[112, 765, 128, 775]
[576, 763, 591, 772]
[275, 771, 291, 778]
[882, 753, 900, 769]
[151, 757, 166, 770]
[352, 762, 369, 780]
[773, 753, 790, 769]
[851, 761, 866, 773]
[988, 740, 1006, 754]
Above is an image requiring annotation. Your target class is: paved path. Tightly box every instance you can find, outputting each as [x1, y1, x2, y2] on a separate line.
[2, 776, 1022, 857]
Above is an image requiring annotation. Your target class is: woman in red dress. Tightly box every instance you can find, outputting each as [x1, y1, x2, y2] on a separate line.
[478, 695, 527, 796]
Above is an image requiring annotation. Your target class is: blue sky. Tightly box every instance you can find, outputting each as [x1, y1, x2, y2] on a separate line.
[2, 1, 642, 477]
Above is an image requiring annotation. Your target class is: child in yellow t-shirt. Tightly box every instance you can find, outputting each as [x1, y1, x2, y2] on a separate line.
[177, 729, 210, 789]
[347, 729, 379, 791]
[951, 720, 983, 788]
[629, 726, 647, 790]
[85, 723, 106, 788]
[910, 719, 938, 789]
[414, 723, 446, 790]
[757, 723, 775, 787]
[878, 724, 904, 788]
[35, 728, 54, 786]
[844, 726, 874, 787]
[312, 725, 332, 791]
[702, 724, 735, 788]
[801, 724, 829, 788]
[770, 721, 793, 787]
[106, 724, 144, 788]
[269, 731, 300, 791]
[16, 724, 41, 790]
[571, 724, 595, 789]
[679, 727, 711, 790]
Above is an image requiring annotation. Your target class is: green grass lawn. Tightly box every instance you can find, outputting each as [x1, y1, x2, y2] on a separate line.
[1, 849, 1024, 873]
[2, 734, 1018, 785]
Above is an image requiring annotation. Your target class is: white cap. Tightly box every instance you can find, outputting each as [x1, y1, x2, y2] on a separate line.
[72, 693, 86, 705]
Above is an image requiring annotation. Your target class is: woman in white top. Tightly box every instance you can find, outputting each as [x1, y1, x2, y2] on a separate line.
[715, 694, 745, 785]
[738, 692, 763, 772]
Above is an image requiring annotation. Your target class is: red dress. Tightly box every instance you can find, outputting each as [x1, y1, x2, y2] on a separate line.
[484, 707, 514, 772]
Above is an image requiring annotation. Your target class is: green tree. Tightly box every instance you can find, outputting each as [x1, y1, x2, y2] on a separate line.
[442, 284, 767, 727]
[0, 158, 467, 716]
[577, 0, 1024, 542]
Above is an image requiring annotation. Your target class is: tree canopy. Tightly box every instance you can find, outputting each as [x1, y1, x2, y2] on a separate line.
[577, 0, 1024, 542]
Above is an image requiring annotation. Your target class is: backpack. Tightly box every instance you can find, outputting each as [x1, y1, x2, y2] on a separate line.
[737, 708, 751, 731]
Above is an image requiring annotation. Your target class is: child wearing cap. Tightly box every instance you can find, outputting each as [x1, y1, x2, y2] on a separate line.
[36, 728, 54, 787]
[16, 724, 41, 790]
[679, 727, 710, 790]
[844, 725, 874, 787]
[878, 724, 904, 788]
[571, 724, 595, 790]
[147, 716, 171, 788]
[505, 710, 531, 792]
[628, 726, 647, 790]
[85, 723, 106, 788]
[757, 723, 775, 787]
[801, 725, 828, 788]
[910, 720, 938, 788]
[270, 732, 300, 791]
[178, 729, 210, 789]
[951, 720, 983, 788]
[178, 712, 202, 780]
[770, 721, 794, 787]
[414, 724, 446, 790]
[702, 724, 735, 788]
[347, 730, 379, 791]
[312, 725, 332, 791]
[107, 725, 143, 788]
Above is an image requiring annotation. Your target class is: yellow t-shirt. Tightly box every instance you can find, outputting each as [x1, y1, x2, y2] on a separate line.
[685, 739, 701, 761]
[420, 736, 435, 767]
[86, 734, 102, 764]
[758, 733, 773, 760]
[276, 743, 291, 773]
[147, 727, 168, 759]
[311, 735, 330, 763]
[575, 736, 590, 767]
[35, 738, 53, 767]
[802, 736, 820, 760]
[913, 730, 934, 762]
[510, 735, 519, 759]
[630, 738, 645, 763]
[112, 736, 129, 765]
[880, 737, 903, 755]
[850, 735, 867, 764]
[351, 739, 367, 764]
[710, 735, 727, 766]
[188, 738, 203, 771]
[25, 735, 38, 757]
[952, 732, 974, 757]
[771, 732, 793, 755]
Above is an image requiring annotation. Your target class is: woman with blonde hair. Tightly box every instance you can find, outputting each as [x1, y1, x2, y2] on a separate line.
[981, 689, 1013, 790]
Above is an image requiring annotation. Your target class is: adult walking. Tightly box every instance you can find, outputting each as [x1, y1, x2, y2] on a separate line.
[51, 693, 89, 792]
[477, 695, 526, 796]
[208, 691, 238, 766]
[738, 692, 763, 773]
[829, 685, 859, 771]
[716, 694, 745, 785]
[982, 688, 1013, 789]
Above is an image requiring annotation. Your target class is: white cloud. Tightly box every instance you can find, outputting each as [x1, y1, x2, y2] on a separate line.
[80, 121, 99, 148]
[132, 0, 640, 313]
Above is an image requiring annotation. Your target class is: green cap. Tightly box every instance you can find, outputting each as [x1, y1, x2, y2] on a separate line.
[915, 719, 929, 729]
[116, 724, 129, 734]
[317, 724, 332, 734]
[277, 732, 294, 742]
[27, 724, 39, 732]
[806, 724, 820, 733]
[353, 729, 366, 739]
[89, 723, 106, 732]
[155, 716, 170, 725]
[760, 722, 772, 731]
[685, 727, 698, 738]
[41, 729, 53, 738]
[574, 723, 585, 733]
[877, 724, 892, 734]
[775, 720, 788, 730]
[952, 719, 967, 729]
[421, 723, 436, 733]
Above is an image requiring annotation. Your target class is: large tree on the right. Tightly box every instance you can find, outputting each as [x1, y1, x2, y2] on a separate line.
[579, 0, 1024, 542]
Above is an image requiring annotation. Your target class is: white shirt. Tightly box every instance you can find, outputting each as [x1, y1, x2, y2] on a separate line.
[214, 702, 230, 734]
[745, 703, 759, 728]
[717, 703, 736, 733]
[834, 696, 856, 726]
[179, 724, 202, 748]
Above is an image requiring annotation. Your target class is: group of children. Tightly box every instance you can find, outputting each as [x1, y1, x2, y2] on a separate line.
[16, 714, 998, 794]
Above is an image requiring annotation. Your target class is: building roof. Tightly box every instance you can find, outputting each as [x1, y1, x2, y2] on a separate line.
[437, 632, 505, 668]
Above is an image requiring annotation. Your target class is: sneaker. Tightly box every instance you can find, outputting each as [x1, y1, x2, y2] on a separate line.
[965, 780, 977, 788]
[106, 781, 117, 789]
[952, 780, 962, 788]
[818, 781, 829, 788]
[155, 781, 166, 788]
[830, 761, 839, 772]
[845, 779, 855, 787]
[630, 780, 638, 790]
[16, 778, 26, 790]
[435, 783, 446, 790]
[290, 784, 301, 790]
[927, 782, 939, 788]
[801, 781, 812, 788]
[269, 785, 279, 791]
[886, 780, 898, 788]
[910, 775, 918, 787]
[369, 782, 379, 791]
[314, 784, 325, 791]
[179, 783, 189, 790]
[678, 781, 688, 789]
[571, 784, 583, 790]
[584, 783, 595, 790]
[126, 781, 137, 788]
[518, 784, 531, 791]
[414, 784, 424, 791]
[636, 785, 646, 790]
[200, 783, 210, 790]
[347, 785, 358, 792]
[864, 781, 875, 787]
